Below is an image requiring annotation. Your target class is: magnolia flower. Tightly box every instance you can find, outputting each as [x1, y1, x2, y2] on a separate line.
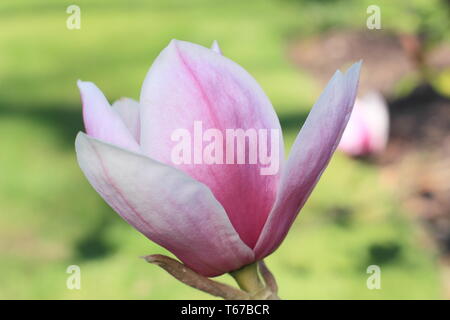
[75, 40, 360, 278]
[338, 92, 389, 156]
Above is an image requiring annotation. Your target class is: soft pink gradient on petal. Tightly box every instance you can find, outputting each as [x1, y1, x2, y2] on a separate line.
[75, 133, 254, 277]
[78, 81, 140, 152]
[112, 97, 141, 143]
[255, 62, 361, 259]
[139, 40, 284, 248]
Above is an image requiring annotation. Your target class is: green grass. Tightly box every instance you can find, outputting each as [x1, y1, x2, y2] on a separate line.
[0, 0, 443, 299]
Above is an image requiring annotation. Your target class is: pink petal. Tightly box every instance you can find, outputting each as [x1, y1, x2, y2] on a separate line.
[255, 62, 361, 259]
[338, 100, 371, 156]
[111, 97, 141, 143]
[75, 132, 254, 277]
[338, 92, 389, 156]
[139, 40, 284, 248]
[360, 92, 389, 153]
[78, 81, 140, 152]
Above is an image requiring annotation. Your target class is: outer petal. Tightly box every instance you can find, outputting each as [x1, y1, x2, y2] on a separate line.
[78, 81, 140, 152]
[112, 97, 141, 143]
[75, 132, 254, 277]
[255, 62, 361, 259]
[139, 40, 284, 248]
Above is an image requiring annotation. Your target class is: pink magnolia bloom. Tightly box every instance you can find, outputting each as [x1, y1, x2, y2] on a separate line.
[75, 40, 361, 277]
[338, 92, 389, 156]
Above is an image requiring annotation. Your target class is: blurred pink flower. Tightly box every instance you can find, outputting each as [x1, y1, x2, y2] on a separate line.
[338, 92, 389, 156]
[75, 40, 361, 277]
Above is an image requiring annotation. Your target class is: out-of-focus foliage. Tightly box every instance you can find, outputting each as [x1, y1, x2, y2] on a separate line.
[282, 0, 450, 45]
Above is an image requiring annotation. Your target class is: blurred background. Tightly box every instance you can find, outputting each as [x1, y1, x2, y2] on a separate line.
[0, 0, 449, 299]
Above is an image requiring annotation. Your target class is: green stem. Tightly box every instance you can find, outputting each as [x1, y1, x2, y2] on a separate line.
[230, 262, 265, 295]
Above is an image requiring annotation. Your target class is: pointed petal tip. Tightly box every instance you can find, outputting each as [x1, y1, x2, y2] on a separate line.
[346, 60, 363, 76]
[77, 79, 90, 88]
[344, 61, 363, 92]
[211, 40, 222, 54]
[76, 80, 100, 96]
[168, 39, 189, 49]
[75, 130, 85, 139]
[163, 39, 193, 57]
[163, 39, 180, 54]
[167, 39, 218, 55]
[328, 69, 344, 86]
[76, 79, 87, 91]
[253, 59, 363, 260]
[76, 81, 107, 111]
[75, 131, 89, 148]
[333, 61, 362, 79]
[75, 131, 88, 156]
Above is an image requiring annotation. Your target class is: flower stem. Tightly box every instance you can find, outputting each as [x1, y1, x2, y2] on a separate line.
[230, 261, 280, 300]
[230, 262, 267, 296]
